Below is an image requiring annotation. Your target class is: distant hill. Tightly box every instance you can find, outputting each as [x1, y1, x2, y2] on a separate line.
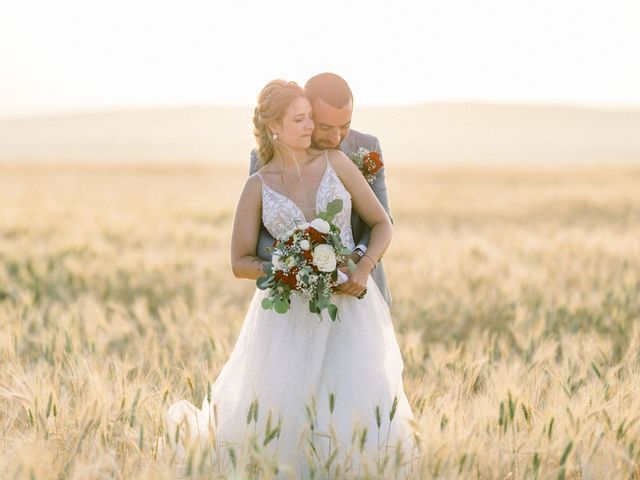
[1, 104, 639, 165]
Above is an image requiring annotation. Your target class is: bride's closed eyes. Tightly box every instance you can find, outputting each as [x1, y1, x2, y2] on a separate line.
[293, 113, 313, 123]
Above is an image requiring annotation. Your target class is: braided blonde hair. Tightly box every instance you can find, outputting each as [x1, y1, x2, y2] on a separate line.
[253, 80, 307, 165]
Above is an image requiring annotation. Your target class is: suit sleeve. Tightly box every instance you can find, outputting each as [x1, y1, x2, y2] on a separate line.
[256, 225, 274, 261]
[358, 138, 393, 248]
[248, 149, 275, 260]
[249, 149, 261, 175]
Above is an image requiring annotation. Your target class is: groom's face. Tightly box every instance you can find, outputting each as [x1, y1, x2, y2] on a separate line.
[310, 98, 353, 149]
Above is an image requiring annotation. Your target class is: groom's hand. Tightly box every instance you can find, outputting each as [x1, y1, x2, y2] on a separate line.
[348, 252, 362, 266]
[337, 253, 361, 270]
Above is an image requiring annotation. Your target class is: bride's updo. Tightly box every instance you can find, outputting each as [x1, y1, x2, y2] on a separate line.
[253, 80, 307, 165]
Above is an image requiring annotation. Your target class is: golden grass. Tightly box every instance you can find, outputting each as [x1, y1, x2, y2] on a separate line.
[1, 162, 640, 478]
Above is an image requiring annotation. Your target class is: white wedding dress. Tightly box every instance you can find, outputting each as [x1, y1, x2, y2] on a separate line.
[166, 157, 414, 476]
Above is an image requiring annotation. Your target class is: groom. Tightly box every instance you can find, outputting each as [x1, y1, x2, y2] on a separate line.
[249, 72, 393, 305]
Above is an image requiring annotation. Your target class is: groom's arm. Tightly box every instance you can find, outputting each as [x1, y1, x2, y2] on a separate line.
[255, 228, 274, 262]
[356, 138, 393, 250]
[249, 149, 261, 175]
[248, 148, 275, 261]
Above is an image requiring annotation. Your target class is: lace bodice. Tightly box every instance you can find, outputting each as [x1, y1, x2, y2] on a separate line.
[256, 158, 355, 250]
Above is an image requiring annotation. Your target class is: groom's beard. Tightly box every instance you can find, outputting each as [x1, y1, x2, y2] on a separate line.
[310, 136, 344, 150]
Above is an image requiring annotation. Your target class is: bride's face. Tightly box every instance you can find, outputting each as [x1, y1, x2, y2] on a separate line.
[273, 97, 314, 150]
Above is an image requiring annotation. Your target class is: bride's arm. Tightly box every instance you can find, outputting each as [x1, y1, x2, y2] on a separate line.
[230, 175, 266, 280]
[328, 150, 392, 290]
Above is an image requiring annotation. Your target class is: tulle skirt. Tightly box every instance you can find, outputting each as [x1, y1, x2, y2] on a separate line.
[166, 277, 415, 476]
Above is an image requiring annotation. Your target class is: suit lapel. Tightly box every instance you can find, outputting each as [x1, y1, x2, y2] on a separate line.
[340, 131, 356, 157]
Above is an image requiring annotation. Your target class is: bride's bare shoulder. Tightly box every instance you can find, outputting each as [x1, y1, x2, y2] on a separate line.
[253, 166, 281, 186]
[324, 149, 349, 162]
[325, 149, 359, 178]
[239, 173, 263, 200]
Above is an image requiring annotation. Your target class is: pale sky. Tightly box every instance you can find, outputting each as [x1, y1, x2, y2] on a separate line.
[2, 0, 639, 117]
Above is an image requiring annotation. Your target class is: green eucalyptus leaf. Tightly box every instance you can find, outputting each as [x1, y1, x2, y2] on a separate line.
[274, 297, 290, 314]
[261, 298, 273, 309]
[309, 300, 320, 314]
[326, 199, 343, 217]
[257, 276, 271, 290]
[327, 304, 338, 322]
[317, 295, 329, 310]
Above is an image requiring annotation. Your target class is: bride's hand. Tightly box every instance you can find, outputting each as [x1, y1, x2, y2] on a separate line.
[335, 261, 372, 298]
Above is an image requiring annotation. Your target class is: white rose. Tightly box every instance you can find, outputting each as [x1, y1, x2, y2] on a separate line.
[271, 254, 282, 269]
[299, 239, 310, 250]
[309, 218, 330, 234]
[312, 244, 337, 272]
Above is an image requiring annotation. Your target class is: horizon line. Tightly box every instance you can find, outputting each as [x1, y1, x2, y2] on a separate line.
[3, 100, 640, 121]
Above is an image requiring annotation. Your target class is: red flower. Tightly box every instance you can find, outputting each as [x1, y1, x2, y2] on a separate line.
[275, 267, 298, 289]
[302, 249, 313, 263]
[364, 151, 383, 175]
[307, 227, 327, 245]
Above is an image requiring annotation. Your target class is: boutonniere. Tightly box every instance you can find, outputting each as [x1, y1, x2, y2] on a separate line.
[349, 147, 383, 184]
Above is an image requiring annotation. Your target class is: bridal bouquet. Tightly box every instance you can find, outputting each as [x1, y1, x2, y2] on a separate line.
[349, 147, 383, 184]
[257, 199, 352, 321]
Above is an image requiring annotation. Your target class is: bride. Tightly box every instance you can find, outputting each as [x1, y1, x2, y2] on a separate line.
[166, 80, 415, 477]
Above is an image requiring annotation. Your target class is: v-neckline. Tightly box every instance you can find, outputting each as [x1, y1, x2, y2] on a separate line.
[260, 158, 331, 223]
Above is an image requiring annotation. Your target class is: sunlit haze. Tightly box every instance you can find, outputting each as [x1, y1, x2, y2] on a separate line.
[1, 0, 640, 118]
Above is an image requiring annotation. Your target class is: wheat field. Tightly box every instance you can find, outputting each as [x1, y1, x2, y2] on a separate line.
[1, 162, 639, 479]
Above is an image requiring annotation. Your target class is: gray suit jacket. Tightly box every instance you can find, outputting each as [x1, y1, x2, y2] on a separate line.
[249, 129, 393, 305]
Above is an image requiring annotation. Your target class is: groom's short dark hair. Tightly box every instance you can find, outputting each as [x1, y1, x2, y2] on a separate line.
[305, 73, 353, 109]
